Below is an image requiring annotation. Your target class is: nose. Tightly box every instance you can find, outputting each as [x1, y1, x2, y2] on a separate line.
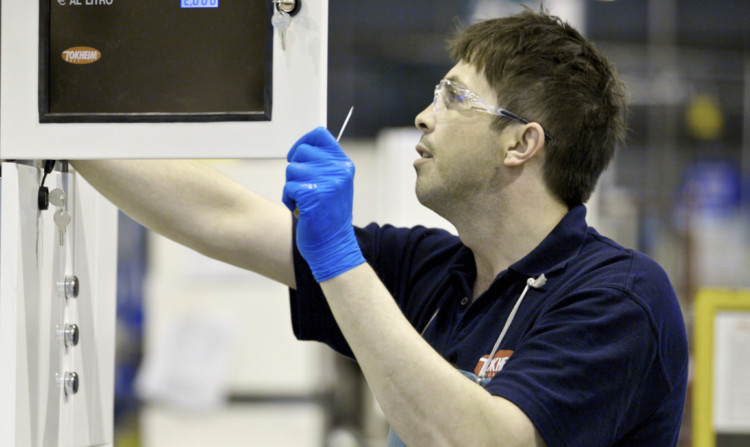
[414, 103, 435, 133]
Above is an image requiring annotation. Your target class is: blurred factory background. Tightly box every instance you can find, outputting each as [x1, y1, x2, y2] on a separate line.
[112, 0, 750, 446]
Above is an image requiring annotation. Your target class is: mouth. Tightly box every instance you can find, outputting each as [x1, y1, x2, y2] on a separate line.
[416, 142, 433, 159]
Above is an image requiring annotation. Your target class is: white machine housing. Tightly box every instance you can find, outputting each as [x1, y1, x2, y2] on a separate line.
[0, 0, 328, 159]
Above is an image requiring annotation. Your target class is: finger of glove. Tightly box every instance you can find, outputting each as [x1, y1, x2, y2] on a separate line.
[283, 181, 347, 227]
[287, 127, 339, 162]
[289, 141, 349, 167]
[285, 160, 327, 188]
[281, 189, 296, 213]
[286, 159, 355, 187]
[282, 180, 317, 214]
[283, 160, 319, 213]
[289, 143, 338, 165]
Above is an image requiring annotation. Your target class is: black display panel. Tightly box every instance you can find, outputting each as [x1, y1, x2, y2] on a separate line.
[39, 0, 272, 122]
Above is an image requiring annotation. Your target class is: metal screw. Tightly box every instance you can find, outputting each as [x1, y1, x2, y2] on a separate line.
[64, 372, 79, 396]
[64, 276, 79, 299]
[63, 324, 80, 347]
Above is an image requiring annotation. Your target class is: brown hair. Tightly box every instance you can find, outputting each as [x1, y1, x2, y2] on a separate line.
[448, 8, 627, 206]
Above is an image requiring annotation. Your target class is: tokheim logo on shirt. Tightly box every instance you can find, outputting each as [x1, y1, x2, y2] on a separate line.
[474, 350, 514, 379]
[61, 46, 102, 64]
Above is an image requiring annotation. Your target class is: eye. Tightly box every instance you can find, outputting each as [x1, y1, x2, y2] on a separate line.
[445, 86, 468, 107]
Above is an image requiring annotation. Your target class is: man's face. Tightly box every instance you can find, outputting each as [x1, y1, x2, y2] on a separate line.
[413, 61, 513, 214]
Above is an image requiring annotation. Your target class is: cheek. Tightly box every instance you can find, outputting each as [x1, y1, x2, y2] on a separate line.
[454, 143, 504, 185]
[432, 120, 502, 173]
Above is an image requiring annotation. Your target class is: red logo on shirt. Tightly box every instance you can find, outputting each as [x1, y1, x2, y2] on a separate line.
[474, 350, 514, 379]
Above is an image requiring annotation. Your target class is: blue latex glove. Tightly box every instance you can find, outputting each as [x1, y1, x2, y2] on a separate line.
[282, 127, 366, 282]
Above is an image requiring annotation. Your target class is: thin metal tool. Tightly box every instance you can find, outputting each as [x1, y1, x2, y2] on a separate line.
[294, 106, 355, 218]
[336, 106, 354, 142]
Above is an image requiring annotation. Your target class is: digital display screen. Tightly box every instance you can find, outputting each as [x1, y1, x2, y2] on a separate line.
[40, 0, 272, 122]
[181, 0, 219, 8]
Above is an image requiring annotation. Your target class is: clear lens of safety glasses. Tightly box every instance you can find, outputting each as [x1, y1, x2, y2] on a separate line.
[432, 80, 469, 114]
[430, 79, 553, 141]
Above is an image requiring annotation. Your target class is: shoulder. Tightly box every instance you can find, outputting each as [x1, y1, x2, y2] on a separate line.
[576, 228, 674, 297]
[571, 228, 689, 385]
[353, 223, 467, 296]
[355, 222, 463, 261]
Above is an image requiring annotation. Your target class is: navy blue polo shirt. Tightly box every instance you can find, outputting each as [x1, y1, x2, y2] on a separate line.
[289, 205, 688, 447]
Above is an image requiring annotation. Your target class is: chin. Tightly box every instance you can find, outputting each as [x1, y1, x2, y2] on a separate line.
[414, 185, 427, 206]
[415, 183, 438, 210]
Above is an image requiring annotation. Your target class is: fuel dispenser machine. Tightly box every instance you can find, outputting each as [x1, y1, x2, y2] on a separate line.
[1, 1, 328, 445]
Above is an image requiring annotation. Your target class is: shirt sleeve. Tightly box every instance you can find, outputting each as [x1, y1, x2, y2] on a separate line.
[288, 218, 353, 357]
[288, 221, 461, 358]
[485, 287, 672, 447]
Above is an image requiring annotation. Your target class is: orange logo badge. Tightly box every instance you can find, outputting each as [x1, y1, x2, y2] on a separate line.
[474, 350, 514, 379]
[61, 47, 102, 64]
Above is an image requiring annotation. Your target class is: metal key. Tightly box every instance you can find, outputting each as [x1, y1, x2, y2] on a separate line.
[49, 188, 66, 208]
[54, 209, 71, 246]
[272, 7, 290, 51]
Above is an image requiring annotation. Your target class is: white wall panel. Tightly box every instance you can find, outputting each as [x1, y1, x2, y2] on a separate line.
[0, 162, 118, 447]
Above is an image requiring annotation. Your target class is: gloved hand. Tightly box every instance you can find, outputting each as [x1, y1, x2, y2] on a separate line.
[282, 127, 366, 282]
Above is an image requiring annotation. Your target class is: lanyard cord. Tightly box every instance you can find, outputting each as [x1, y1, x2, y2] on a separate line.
[420, 308, 440, 336]
[477, 274, 546, 380]
[419, 274, 547, 379]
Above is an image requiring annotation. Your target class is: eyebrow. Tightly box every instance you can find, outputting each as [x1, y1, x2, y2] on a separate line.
[444, 75, 467, 88]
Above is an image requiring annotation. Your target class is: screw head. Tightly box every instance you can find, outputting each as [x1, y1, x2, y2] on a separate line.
[64, 324, 80, 347]
[64, 372, 79, 396]
[65, 276, 79, 299]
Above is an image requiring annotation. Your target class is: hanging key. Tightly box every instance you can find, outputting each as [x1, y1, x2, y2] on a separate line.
[49, 188, 66, 209]
[54, 209, 72, 246]
[272, 7, 291, 51]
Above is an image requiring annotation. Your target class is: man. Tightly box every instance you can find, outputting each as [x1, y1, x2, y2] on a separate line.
[73, 9, 688, 447]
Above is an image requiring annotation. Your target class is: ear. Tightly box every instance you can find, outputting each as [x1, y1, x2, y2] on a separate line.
[504, 123, 546, 167]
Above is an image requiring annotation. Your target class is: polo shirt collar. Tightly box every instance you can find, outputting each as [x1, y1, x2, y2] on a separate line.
[509, 204, 589, 278]
[448, 205, 589, 283]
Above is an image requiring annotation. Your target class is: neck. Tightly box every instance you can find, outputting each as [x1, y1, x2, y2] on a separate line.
[451, 195, 569, 299]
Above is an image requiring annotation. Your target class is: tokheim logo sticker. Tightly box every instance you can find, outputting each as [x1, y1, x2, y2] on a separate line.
[474, 349, 514, 379]
[61, 47, 101, 64]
